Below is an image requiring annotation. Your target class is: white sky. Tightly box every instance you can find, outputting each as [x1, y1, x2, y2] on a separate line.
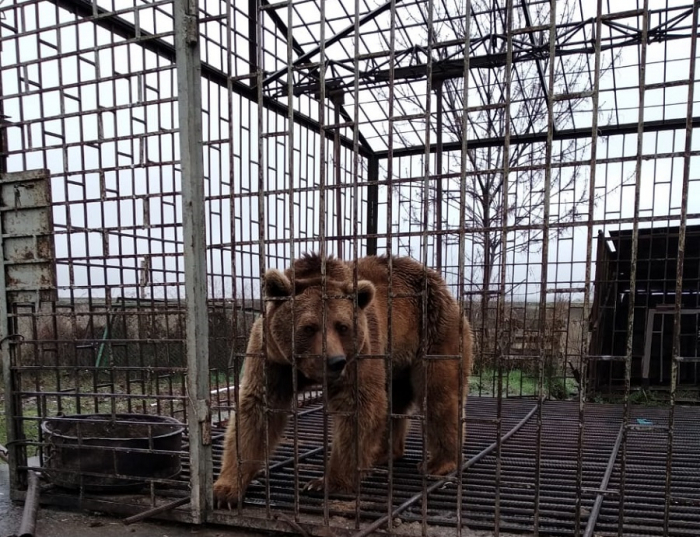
[0, 0, 698, 303]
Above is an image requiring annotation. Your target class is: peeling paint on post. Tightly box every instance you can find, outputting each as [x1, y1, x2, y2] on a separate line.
[173, 0, 212, 523]
[0, 169, 56, 496]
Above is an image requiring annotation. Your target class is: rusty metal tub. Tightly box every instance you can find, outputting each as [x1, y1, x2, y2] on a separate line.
[41, 414, 185, 492]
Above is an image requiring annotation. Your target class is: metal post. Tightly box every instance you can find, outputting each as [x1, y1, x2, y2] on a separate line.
[248, 0, 258, 71]
[173, 0, 212, 523]
[332, 93, 344, 259]
[434, 79, 443, 271]
[366, 156, 379, 256]
[0, 28, 14, 496]
[0, 212, 18, 496]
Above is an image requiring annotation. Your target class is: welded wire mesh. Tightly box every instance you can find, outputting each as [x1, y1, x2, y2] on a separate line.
[0, 0, 699, 536]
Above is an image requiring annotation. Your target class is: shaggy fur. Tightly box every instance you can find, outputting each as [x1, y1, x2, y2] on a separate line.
[213, 253, 473, 506]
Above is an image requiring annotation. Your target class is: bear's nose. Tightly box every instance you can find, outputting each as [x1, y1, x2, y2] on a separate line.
[328, 355, 347, 373]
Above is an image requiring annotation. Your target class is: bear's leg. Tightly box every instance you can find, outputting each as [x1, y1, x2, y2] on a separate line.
[376, 369, 414, 465]
[304, 364, 387, 493]
[213, 359, 293, 508]
[375, 416, 409, 466]
[413, 350, 465, 476]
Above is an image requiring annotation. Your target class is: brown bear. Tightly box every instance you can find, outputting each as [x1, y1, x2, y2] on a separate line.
[213, 253, 473, 507]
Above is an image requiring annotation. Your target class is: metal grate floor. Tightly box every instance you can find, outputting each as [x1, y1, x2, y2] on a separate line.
[211, 397, 700, 536]
[35, 397, 700, 536]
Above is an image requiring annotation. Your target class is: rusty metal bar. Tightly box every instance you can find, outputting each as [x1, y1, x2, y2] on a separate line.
[383, 0, 398, 532]
[314, 0, 330, 526]
[582, 424, 624, 537]
[617, 2, 650, 534]
[283, 0, 301, 522]
[454, 0, 472, 532]
[333, 95, 344, 260]
[533, 2, 558, 534]
[365, 156, 379, 256]
[123, 496, 190, 526]
[419, 1, 436, 534]
[173, 0, 212, 522]
[0, 178, 17, 492]
[349, 404, 538, 537]
[254, 0, 274, 520]
[434, 79, 443, 271]
[18, 470, 41, 537]
[576, 0, 605, 532]
[350, 0, 364, 525]
[664, 3, 699, 535]
[493, 0, 515, 533]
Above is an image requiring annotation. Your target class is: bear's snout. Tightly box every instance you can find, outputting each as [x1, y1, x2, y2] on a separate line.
[328, 355, 347, 374]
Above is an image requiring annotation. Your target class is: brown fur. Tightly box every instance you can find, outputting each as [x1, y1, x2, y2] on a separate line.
[213, 253, 473, 506]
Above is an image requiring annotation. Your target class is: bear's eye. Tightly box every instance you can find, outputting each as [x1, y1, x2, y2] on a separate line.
[336, 323, 350, 335]
[301, 325, 317, 336]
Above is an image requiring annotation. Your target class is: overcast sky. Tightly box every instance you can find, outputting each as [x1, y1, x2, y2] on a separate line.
[0, 0, 697, 303]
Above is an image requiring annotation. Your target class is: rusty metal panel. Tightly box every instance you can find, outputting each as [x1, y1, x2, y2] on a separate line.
[0, 168, 56, 494]
[0, 169, 56, 298]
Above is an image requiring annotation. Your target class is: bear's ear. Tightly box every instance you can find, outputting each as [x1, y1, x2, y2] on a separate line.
[264, 269, 292, 299]
[356, 280, 375, 310]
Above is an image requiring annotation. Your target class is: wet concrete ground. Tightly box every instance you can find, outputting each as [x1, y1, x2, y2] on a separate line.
[0, 464, 265, 537]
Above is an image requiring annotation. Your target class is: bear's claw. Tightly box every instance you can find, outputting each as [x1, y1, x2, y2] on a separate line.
[213, 480, 242, 509]
[303, 477, 326, 492]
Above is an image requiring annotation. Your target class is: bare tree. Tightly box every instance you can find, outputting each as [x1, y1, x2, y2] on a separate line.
[387, 0, 616, 310]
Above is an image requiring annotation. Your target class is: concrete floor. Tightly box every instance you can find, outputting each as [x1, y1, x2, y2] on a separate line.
[0, 464, 266, 537]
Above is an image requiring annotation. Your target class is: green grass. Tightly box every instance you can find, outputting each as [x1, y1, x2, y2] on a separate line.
[469, 367, 579, 399]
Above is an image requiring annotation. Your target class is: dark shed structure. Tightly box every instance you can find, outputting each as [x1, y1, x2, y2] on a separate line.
[588, 225, 700, 393]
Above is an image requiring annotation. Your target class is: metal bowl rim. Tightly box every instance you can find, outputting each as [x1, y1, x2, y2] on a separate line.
[40, 413, 185, 442]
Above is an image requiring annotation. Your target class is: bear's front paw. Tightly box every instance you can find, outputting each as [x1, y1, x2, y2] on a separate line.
[213, 479, 244, 510]
[418, 458, 457, 476]
[303, 475, 356, 495]
[303, 476, 327, 493]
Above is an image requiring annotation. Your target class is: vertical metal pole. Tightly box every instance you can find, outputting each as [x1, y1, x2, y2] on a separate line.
[664, 4, 698, 535]
[366, 156, 379, 256]
[577, 0, 604, 533]
[333, 94, 344, 259]
[456, 1, 472, 534]
[534, 1, 557, 533]
[248, 0, 258, 72]
[435, 79, 443, 271]
[495, 0, 514, 533]
[618, 2, 649, 533]
[174, 0, 212, 523]
[384, 0, 398, 531]
[421, 1, 435, 533]
[0, 37, 18, 495]
[0, 210, 19, 496]
[0, 35, 26, 494]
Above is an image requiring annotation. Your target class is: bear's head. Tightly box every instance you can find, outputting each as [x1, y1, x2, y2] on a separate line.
[261, 269, 375, 384]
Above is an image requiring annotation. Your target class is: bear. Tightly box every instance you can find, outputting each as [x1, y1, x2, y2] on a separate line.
[213, 253, 473, 507]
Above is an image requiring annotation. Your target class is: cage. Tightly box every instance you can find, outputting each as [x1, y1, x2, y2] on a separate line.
[1, 0, 699, 536]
